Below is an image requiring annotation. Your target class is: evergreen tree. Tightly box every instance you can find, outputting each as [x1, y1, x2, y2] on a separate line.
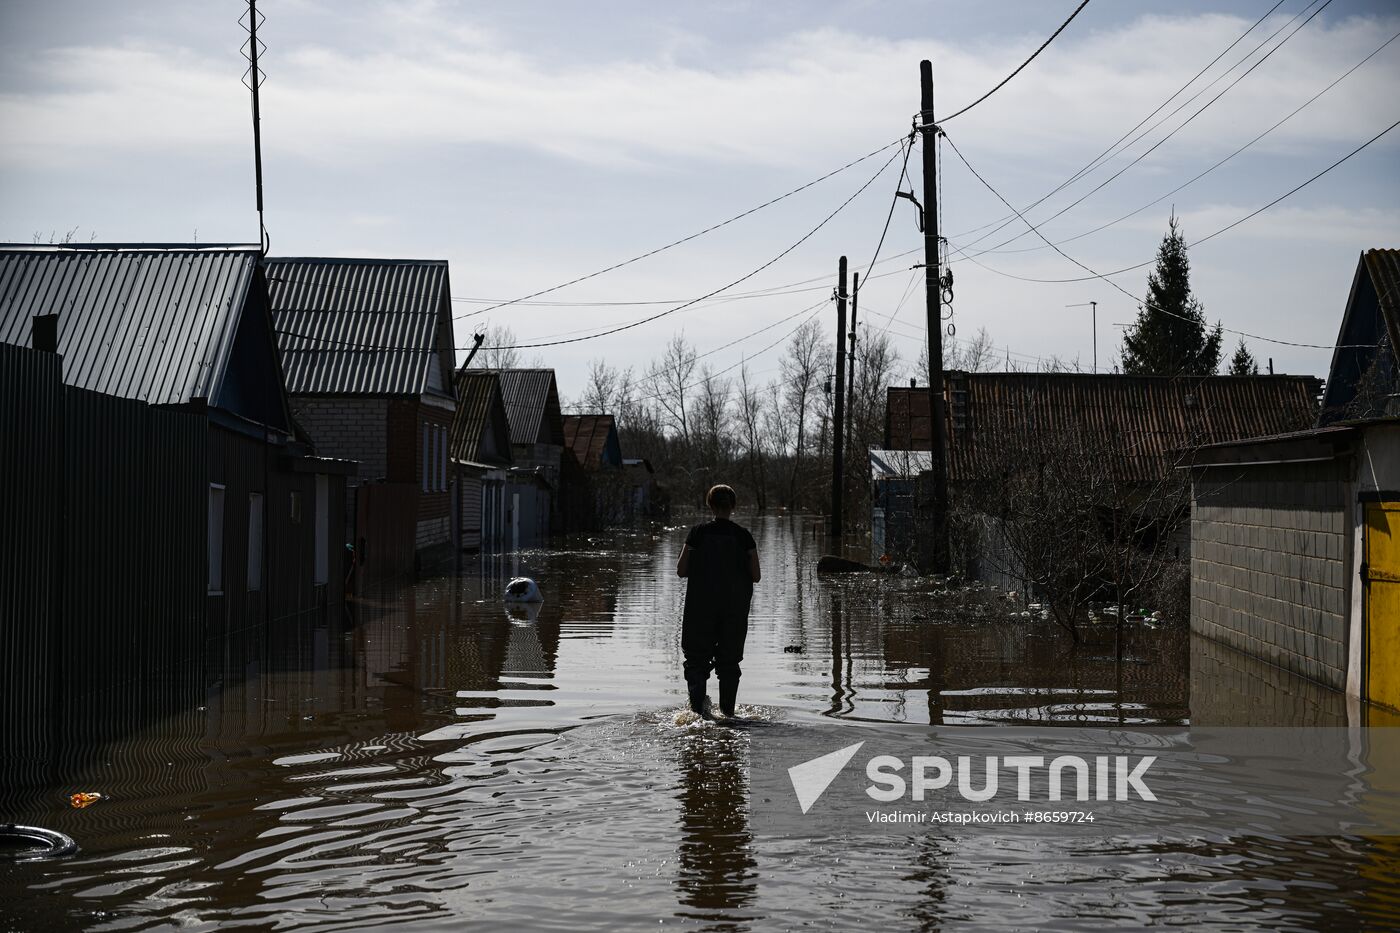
[1121, 214, 1223, 376]
[1227, 338, 1259, 376]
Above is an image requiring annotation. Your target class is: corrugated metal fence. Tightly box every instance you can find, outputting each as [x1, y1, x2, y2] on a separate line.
[0, 341, 206, 798]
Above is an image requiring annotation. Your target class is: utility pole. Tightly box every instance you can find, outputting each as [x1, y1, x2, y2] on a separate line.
[1066, 300, 1098, 371]
[847, 272, 859, 457]
[830, 256, 848, 539]
[920, 59, 950, 574]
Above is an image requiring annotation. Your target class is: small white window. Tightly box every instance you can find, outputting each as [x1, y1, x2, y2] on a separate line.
[422, 422, 430, 492]
[314, 475, 329, 585]
[208, 484, 225, 594]
[248, 492, 264, 592]
[438, 425, 448, 491]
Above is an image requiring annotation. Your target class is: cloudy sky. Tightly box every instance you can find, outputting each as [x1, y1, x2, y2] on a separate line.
[3, 0, 1398, 400]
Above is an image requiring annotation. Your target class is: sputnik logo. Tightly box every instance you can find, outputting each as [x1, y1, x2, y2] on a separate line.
[788, 742, 865, 814]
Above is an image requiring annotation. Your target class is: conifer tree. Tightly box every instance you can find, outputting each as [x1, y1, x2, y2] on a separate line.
[1121, 214, 1223, 376]
[1227, 338, 1259, 376]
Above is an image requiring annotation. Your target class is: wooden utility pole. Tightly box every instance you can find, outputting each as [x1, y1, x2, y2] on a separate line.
[847, 272, 859, 457]
[920, 59, 950, 573]
[830, 256, 848, 539]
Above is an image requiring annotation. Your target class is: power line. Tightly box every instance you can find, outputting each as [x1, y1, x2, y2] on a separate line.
[962, 26, 1400, 259]
[272, 145, 904, 354]
[941, 122, 1399, 350]
[945, 0, 1291, 243]
[958, 0, 1337, 259]
[454, 136, 907, 321]
[940, 0, 1093, 123]
[476, 144, 905, 350]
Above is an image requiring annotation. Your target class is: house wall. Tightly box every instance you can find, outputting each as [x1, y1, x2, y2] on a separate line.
[514, 441, 563, 529]
[1191, 460, 1352, 691]
[290, 396, 388, 527]
[388, 398, 454, 553]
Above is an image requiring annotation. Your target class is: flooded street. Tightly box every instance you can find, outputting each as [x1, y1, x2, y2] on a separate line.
[3, 515, 1398, 931]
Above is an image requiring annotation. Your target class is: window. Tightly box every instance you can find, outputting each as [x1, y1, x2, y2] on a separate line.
[248, 492, 264, 592]
[314, 475, 329, 585]
[438, 425, 448, 491]
[422, 422, 430, 492]
[208, 484, 225, 594]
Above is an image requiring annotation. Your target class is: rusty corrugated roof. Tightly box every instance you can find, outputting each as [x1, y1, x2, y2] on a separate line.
[482, 369, 565, 446]
[562, 414, 620, 469]
[266, 258, 455, 398]
[886, 372, 1321, 482]
[450, 370, 513, 467]
[0, 245, 259, 405]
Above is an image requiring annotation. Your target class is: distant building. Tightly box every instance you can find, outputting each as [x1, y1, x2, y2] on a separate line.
[879, 372, 1321, 582]
[450, 370, 514, 551]
[266, 258, 458, 565]
[1188, 249, 1400, 712]
[563, 414, 623, 470]
[489, 369, 565, 545]
[622, 458, 658, 519]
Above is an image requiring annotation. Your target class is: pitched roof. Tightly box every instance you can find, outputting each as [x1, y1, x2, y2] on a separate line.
[450, 370, 513, 467]
[0, 244, 264, 407]
[1320, 249, 1400, 424]
[485, 369, 565, 445]
[886, 372, 1321, 482]
[266, 258, 456, 398]
[562, 414, 621, 469]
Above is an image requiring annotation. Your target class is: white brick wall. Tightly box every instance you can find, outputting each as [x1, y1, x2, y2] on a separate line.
[1190, 461, 1350, 691]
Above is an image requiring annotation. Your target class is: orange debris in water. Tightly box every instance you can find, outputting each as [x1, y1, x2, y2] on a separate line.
[69, 792, 103, 809]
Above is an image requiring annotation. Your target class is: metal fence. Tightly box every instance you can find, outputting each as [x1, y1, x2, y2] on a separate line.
[0, 342, 206, 799]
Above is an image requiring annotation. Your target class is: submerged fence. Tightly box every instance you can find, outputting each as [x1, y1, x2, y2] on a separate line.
[0, 341, 206, 797]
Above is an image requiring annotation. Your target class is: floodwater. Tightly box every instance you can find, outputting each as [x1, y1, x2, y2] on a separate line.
[3, 514, 1398, 931]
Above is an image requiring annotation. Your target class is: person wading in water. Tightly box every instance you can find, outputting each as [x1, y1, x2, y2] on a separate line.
[675, 484, 761, 718]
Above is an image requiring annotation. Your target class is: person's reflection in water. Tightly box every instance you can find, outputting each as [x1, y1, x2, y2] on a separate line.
[674, 730, 758, 924]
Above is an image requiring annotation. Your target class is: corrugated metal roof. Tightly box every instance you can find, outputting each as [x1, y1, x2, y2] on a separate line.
[0, 245, 258, 405]
[1365, 249, 1400, 355]
[483, 369, 565, 445]
[562, 414, 619, 469]
[266, 258, 454, 397]
[450, 370, 513, 466]
[886, 373, 1321, 482]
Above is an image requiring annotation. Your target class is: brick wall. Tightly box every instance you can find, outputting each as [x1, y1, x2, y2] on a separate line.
[1191, 460, 1351, 691]
[291, 397, 388, 530]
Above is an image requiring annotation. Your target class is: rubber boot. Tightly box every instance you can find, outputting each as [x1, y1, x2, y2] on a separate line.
[718, 680, 739, 719]
[688, 683, 709, 717]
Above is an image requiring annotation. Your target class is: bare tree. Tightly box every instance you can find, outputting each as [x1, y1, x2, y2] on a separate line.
[580, 358, 627, 412]
[781, 320, 828, 508]
[477, 324, 523, 370]
[737, 365, 770, 510]
[764, 380, 794, 506]
[694, 364, 733, 482]
[646, 333, 697, 446]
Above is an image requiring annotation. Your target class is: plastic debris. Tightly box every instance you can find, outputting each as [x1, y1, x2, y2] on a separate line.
[69, 792, 102, 809]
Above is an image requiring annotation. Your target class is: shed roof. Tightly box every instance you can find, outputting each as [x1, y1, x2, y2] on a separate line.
[886, 372, 1321, 482]
[0, 244, 266, 407]
[484, 369, 565, 446]
[266, 257, 456, 398]
[450, 370, 513, 467]
[562, 414, 620, 469]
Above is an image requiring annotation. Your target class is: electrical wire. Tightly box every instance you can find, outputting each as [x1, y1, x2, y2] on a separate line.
[274, 146, 903, 354]
[939, 0, 1093, 123]
[945, 0, 1290, 242]
[962, 26, 1400, 259]
[454, 137, 906, 321]
[957, 0, 1337, 259]
[941, 125, 1399, 350]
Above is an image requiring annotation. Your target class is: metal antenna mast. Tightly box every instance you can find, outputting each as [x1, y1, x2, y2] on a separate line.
[241, 0, 268, 253]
